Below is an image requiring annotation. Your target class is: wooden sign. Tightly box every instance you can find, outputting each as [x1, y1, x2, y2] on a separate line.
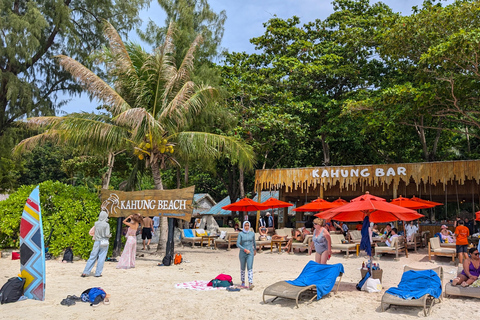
[100, 186, 195, 222]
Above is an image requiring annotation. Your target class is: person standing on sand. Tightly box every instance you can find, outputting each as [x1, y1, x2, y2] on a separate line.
[81, 210, 111, 277]
[117, 213, 143, 269]
[142, 216, 153, 250]
[311, 218, 332, 264]
[237, 221, 256, 290]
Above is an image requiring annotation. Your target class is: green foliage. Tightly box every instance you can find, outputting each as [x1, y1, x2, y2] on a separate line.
[0, 0, 150, 137]
[0, 181, 113, 259]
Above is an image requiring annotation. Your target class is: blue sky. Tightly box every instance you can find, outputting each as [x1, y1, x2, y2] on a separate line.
[59, 0, 450, 114]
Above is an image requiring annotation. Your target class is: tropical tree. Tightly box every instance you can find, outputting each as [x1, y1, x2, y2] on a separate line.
[0, 0, 150, 137]
[16, 21, 255, 253]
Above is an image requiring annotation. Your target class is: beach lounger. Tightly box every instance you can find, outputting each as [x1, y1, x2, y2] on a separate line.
[381, 266, 443, 317]
[275, 228, 293, 238]
[263, 261, 344, 308]
[428, 237, 456, 262]
[214, 232, 238, 250]
[406, 233, 421, 253]
[290, 235, 313, 254]
[330, 234, 357, 257]
[375, 236, 408, 260]
[181, 229, 202, 247]
[348, 230, 362, 243]
[255, 233, 271, 251]
[444, 265, 480, 299]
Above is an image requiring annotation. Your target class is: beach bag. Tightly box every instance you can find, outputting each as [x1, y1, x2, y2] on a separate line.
[219, 231, 227, 239]
[81, 287, 106, 305]
[162, 254, 173, 266]
[99, 239, 109, 247]
[174, 253, 182, 265]
[356, 271, 370, 291]
[362, 278, 382, 293]
[62, 247, 73, 263]
[0, 277, 25, 304]
[207, 274, 233, 287]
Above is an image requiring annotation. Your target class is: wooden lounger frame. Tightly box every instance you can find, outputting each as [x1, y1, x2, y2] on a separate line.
[262, 273, 343, 308]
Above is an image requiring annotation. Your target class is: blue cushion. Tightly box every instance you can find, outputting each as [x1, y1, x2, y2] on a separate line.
[184, 229, 194, 238]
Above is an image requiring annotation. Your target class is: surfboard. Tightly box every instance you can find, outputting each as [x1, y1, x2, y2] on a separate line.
[19, 186, 45, 301]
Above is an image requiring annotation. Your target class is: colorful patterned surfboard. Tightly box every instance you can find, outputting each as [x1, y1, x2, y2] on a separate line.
[20, 186, 45, 301]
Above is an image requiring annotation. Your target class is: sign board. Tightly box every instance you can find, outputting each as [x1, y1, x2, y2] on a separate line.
[100, 186, 195, 222]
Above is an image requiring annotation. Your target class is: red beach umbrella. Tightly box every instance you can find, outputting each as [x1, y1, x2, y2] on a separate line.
[260, 197, 293, 210]
[410, 196, 443, 207]
[476, 211, 480, 221]
[390, 195, 433, 210]
[315, 192, 424, 223]
[293, 198, 336, 212]
[222, 198, 265, 212]
[331, 198, 348, 206]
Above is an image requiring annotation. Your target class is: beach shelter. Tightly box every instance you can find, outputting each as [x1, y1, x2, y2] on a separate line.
[293, 198, 336, 212]
[390, 196, 434, 210]
[221, 197, 265, 212]
[315, 192, 424, 272]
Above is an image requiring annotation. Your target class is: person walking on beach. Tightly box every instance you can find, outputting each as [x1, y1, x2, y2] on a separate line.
[237, 221, 256, 290]
[142, 216, 153, 250]
[81, 210, 111, 277]
[153, 215, 160, 232]
[311, 218, 332, 264]
[117, 213, 143, 269]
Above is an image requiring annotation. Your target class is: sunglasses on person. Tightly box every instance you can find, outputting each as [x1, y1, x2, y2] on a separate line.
[472, 252, 479, 256]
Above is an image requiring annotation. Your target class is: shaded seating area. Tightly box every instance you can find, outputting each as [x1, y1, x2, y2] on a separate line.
[375, 236, 408, 260]
[405, 233, 422, 253]
[348, 230, 362, 243]
[263, 261, 344, 308]
[381, 266, 443, 317]
[428, 237, 456, 262]
[330, 234, 357, 257]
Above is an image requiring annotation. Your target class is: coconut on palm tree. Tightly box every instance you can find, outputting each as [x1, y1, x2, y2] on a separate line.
[15, 21, 255, 253]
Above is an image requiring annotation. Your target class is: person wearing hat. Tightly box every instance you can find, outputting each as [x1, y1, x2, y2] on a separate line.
[266, 211, 274, 233]
[440, 225, 454, 243]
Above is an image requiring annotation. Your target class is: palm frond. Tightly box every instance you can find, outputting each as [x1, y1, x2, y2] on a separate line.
[174, 132, 255, 171]
[176, 34, 203, 85]
[13, 130, 61, 156]
[103, 21, 135, 75]
[159, 83, 217, 129]
[114, 108, 162, 139]
[20, 116, 68, 129]
[55, 55, 131, 116]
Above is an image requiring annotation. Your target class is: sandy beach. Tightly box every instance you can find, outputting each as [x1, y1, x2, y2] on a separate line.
[0, 241, 478, 320]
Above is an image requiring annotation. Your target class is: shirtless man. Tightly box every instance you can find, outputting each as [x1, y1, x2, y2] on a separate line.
[142, 216, 154, 250]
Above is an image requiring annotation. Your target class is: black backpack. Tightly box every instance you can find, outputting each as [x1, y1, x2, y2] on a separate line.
[0, 277, 25, 304]
[62, 247, 73, 263]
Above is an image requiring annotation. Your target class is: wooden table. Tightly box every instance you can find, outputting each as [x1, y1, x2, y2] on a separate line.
[200, 235, 218, 248]
[271, 239, 287, 253]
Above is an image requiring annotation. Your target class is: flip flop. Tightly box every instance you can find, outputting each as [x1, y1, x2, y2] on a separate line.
[103, 297, 110, 305]
[226, 287, 241, 292]
[60, 298, 76, 306]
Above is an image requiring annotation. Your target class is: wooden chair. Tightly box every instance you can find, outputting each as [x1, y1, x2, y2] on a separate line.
[330, 234, 358, 258]
[428, 237, 455, 262]
[214, 232, 239, 250]
[375, 236, 408, 260]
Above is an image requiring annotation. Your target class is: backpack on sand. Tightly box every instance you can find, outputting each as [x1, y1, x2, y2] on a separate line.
[174, 253, 182, 265]
[62, 247, 73, 263]
[0, 277, 25, 304]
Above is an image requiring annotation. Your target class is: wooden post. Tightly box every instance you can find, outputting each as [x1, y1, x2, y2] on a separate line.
[113, 217, 123, 257]
[256, 189, 262, 232]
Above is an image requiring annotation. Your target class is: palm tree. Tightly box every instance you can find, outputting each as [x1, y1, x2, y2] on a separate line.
[16, 21, 255, 252]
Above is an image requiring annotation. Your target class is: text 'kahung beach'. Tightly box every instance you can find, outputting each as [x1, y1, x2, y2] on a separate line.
[119, 200, 187, 210]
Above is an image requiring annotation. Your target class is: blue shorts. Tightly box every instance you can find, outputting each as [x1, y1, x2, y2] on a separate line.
[456, 245, 468, 254]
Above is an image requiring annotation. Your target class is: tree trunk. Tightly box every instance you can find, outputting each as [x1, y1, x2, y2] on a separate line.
[151, 157, 167, 254]
[415, 117, 430, 161]
[176, 167, 181, 189]
[184, 162, 189, 186]
[321, 134, 330, 166]
[239, 167, 245, 199]
[102, 152, 115, 189]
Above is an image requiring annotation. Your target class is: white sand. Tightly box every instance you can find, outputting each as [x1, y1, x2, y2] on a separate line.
[0, 244, 478, 320]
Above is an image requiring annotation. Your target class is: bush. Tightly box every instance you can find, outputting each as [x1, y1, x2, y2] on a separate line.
[0, 181, 117, 259]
